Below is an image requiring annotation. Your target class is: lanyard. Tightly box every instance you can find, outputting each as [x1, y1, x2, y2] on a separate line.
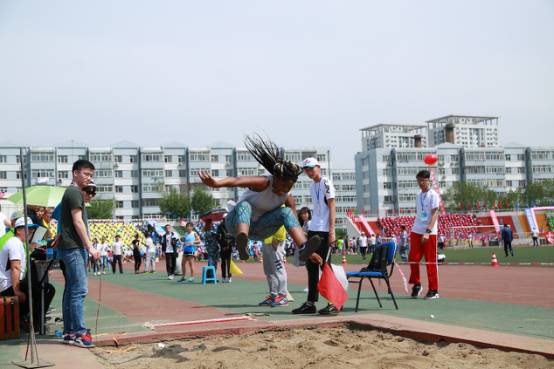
[420, 191, 428, 211]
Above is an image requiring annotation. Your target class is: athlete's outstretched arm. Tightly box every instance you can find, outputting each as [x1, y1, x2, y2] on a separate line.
[199, 171, 269, 191]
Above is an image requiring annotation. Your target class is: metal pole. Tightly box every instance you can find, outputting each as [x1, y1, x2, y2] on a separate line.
[13, 147, 54, 368]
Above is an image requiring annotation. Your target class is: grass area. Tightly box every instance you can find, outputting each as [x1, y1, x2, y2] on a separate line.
[305, 245, 554, 265]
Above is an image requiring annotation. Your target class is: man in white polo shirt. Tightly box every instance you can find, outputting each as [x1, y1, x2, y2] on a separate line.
[292, 157, 339, 316]
[409, 170, 440, 300]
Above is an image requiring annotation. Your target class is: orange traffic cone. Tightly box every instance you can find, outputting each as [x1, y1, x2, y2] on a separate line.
[491, 253, 499, 267]
[342, 253, 347, 266]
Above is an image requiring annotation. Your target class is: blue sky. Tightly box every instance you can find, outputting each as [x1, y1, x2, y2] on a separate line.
[0, 0, 552, 167]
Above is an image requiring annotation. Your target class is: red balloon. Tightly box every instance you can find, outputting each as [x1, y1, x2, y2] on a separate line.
[423, 154, 438, 165]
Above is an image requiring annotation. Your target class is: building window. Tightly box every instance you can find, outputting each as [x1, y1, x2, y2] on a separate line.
[116, 201, 124, 208]
[115, 186, 124, 193]
[57, 155, 68, 163]
[164, 155, 172, 163]
[143, 153, 162, 162]
[95, 169, 113, 177]
[31, 152, 54, 162]
[165, 170, 173, 177]
[115, 155, 123, 163]
[131, 200, 139, 208]
[0, 172, 6, 179]
[58, 171, 69, 179]
[211, 155, 219, 163]
[190, 152, 209, 161]
[130, 155, 138, 163]
[131, 185, 139, 193]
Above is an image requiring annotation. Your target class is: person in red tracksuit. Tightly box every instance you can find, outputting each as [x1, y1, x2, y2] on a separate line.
[409, 170, 440, 300]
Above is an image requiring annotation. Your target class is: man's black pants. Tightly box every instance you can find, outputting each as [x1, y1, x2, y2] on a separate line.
[112, 255, 123, 274]
[306, 231, 330, 303]
[165, 252, 176, 276]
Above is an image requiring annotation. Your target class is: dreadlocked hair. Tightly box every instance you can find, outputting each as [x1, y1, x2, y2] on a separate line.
[244, 135, 303, 182]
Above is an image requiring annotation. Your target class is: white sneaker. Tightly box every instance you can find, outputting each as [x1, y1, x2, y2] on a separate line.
[93, 272, 97, 276]
[228, 278, 232, 283]
[168, 275, 174, 280]
[102, 271, 106, 275]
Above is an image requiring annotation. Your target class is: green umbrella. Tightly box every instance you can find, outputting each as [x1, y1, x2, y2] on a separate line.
[8, 185, 67, 208]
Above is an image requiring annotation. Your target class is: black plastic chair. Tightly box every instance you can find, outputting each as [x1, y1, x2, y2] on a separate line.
[346, 241, 399, 311]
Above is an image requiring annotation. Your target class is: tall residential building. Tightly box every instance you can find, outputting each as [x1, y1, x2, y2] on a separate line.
[360, 124, 427, 151]
[0, 145, 355, 229]
[355, 113, 552, 217]
[427, 115, 499, 148]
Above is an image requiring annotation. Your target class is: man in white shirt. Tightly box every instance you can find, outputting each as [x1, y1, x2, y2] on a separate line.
[0, 217, 38, 303]
[293, 157, 338, 316]
[111, 235, 123, 274]
[359, 233, 368, 259]
[409, 170, 440, 300]
[145, 234, 156, 273]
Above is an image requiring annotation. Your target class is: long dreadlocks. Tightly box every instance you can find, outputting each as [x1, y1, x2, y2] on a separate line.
[244, 135, 303, 182]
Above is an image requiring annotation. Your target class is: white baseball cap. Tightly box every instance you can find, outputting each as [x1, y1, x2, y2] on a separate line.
[302, 157, 320, 168]
[14, 217, 39, 229]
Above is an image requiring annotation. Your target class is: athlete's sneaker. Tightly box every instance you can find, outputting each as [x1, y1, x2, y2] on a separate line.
[168, 274, 174, 280]
[271, 295, 289, 307]
[63, 334, 75, 345]
[318, 304, 340, 316]
[298, 236, 322, 262]
[236, 232, 250, 261]
[411, 284, 422, 298]
[177, 277, 187, 283]
[292, 302, 317, 315]
[424, 290, 440, 300]
[73, 330, 95, 348]
[187, 277, 195, 283]
[259, 295, 274, 306]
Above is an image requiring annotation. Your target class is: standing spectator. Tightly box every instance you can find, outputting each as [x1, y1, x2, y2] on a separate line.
[532, 229, 539, 247]
[468, 233, 474, 248]
[399, 226, 409, 262]
[144, 234, 156, 273]
[111, 235, 123, 274]
[91, 238, 101, 276]
[438, 234, 445, 250]
[178, 222, 201, 283]
[293, 157, 338, 316]
[99, 237, 109, 274]
[259, 226, 289, 307]
[369, 233, 376, 253]
[161, 224, 177, 280]
[501, 224, 514, 257]
[132, 236, 142, 274]
[218, 221, 233, 283]
[203, 220, 220, 280]
[57, 159, 99, 347]
[409, 170, 440, 300]
[359, 233, 368, 259]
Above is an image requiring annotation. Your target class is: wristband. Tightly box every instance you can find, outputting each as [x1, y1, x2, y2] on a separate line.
[425, 228, 432, 234]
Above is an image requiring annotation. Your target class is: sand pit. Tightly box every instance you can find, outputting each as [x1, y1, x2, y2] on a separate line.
[92, 327, 553, 369]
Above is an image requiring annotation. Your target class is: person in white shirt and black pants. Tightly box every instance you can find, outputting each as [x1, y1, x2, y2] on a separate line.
[409, 170, 440, 300]
[161, 224, 177, 280]
[293, 158, 339, 316]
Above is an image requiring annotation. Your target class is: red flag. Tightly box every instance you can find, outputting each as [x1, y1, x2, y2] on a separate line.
[318, 264, 349, 309]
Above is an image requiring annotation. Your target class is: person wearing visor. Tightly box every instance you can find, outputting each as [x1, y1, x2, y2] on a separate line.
[293, 157, 339, 315]
[0, 217, 38, 303]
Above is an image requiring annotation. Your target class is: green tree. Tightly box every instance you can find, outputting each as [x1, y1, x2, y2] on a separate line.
[191, 187, 216, 214]
[524, 182, 545, 206]
[87, 199, 114, 219]
[159, 190, 191, 219]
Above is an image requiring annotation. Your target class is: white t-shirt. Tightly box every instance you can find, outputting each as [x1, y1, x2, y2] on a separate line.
[359, 235, 368, 247]
[98, 243, 108, 257]
[308, 177, 336, 233]
[145, 238, 156, 254]
[164, 232, 175, 253]
[0, 213, 7, 237]
[412, 189, 440, 235]
[0, 236, 25, 293]
[113, 241, 123, 256]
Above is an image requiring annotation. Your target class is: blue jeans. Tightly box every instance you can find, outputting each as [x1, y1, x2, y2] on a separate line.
[225, 201, 300, 241]
[59, 248, 88, 335]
